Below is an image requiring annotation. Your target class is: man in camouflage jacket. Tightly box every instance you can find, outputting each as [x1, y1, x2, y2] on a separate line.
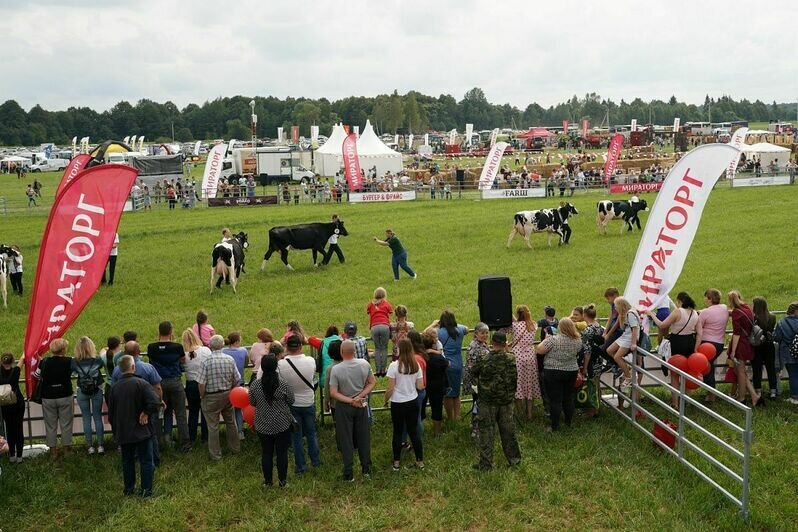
[470, 331, 521, 470]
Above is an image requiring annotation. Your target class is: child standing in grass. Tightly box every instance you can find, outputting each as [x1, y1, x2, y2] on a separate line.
[390, 305, 415, 362]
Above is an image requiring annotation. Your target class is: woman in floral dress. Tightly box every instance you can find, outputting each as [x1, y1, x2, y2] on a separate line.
[509, 305, 541, 421]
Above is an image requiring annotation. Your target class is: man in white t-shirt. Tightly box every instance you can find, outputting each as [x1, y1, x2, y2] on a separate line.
[278, 335, 321, 473]
[329, 340, 375, 481]
[102, 233, 119, 285]
[321, 214, 345, 266]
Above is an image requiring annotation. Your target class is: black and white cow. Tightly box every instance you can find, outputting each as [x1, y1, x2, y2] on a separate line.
[507, 203, 579, 249]
[211, 232, 248, 293]
[596, 197, 648, 234]
[262, 220, 348, 271]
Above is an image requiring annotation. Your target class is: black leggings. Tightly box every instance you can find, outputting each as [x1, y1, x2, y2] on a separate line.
[427, 386, 444, 422]
[258, 429, 291, 485]
[390, 399, 422, 461]
[752, 343, 777, 391]
[1, 404, 25, 457]
[543, 369, 577, 431]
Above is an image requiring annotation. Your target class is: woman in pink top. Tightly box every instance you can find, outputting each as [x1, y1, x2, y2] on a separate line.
[249, 328, 274, 383]
[192, 310, 215, 347]
[367, 287, 393, 377]
[728, 291, 762, 406]
[695, 289, 728, 402]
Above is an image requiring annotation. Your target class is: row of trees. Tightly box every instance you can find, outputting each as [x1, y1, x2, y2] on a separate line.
[0, 90, 795, 146]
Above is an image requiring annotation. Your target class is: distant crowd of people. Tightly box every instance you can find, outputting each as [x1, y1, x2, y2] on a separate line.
[2, 286, 797, 496]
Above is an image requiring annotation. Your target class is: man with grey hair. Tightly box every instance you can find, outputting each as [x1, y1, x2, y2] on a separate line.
[108, 355, 161, 496]
[329, 340, 376, 481]
[112, 341, 164, 465]
[198, 334, 241, 460]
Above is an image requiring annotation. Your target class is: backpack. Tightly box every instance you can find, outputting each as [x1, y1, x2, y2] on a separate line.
[743, 312, 764, 347]
[783, 320, 798, 360]
[76, 362, 100, 396]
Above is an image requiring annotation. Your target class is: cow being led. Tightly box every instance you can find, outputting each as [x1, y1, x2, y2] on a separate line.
[507, 202, 579, 249]
[262, 219, 348, 271]
[596, 196, 648, 234]
[211, 232, 248, 294]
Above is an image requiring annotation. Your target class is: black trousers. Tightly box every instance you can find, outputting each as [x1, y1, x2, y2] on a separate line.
[322, 244, 345, 265]
[752, 342, 777, 391]
[390, 399, 423, 461]
[102, 256, 117, 284]
[1, 403, 24, 457]
[9, 272, 22, 295]
[561, 224, 572, 243]
[427, 386, 445, 421]
[544, 369, 578, 431]
[258, 429, 291, 485]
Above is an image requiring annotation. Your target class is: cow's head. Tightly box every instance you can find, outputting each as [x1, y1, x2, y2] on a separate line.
[235, 231, 249, 249]
[334, 220, 349, 237]
[560, 202, 579, 217]
[634, 199, 648, 212]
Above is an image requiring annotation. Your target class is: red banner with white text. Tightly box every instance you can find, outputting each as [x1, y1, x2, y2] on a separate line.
[603, 134, 624, 184]
[581, 119, 589, 138]
[24, 164, 138, 397]
[562, 120, 569, 135]
[610, 182, 664, 194]
[55, 154, 91, 198]
[342, 133, 362, 191]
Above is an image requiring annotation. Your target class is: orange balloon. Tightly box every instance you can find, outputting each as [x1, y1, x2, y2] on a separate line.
[230, 386, 250, 408]
[688, 353, 710, 375]
[685, 371, 703, 390]
[669, 355, 689, 373]
[243, 405, 256, 428]
[697, 342, 718, 361]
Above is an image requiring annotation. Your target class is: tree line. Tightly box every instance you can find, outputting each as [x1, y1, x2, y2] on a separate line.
[0, 89, 795, 146]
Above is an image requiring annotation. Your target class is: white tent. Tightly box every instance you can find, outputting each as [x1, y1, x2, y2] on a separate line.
[314, 123, 347, 176]
[356, 120, 403, 176]
[741, 142, 791, 170]
[313, 120, 404, 177]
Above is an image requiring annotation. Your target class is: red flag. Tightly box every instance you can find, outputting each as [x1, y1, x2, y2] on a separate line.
[581, 119, 589, 139]
[24, 164, 138, 397]
[562, 120, 569, 135]
[291, 126, 299, 143]
[55, 154, 91, 198]
[342, 133, 362, 191]
[603, 134, 624, 184]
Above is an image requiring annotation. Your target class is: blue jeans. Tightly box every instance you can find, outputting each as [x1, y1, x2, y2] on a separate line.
[76, 389, 105, 446]
[121, 438, 154, 496]
[291, 404, 321, 472]
[786, 364, 798, 399]
[402, 389, 426, 442]
[391, 251, 415, 280]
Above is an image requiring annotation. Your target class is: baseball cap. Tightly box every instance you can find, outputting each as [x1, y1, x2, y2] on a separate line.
[491, 331, 507, 345]
[286, 335, 302, 348]
[344, 321, 357, 335]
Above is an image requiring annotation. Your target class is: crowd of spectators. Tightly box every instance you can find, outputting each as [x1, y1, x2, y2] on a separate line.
[2, 287, 796, 495]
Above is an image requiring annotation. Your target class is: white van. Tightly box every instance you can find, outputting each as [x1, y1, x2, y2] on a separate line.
[30, 158, 69, 172]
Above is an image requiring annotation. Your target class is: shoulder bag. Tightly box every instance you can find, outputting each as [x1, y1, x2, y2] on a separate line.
[742, 311, 764, 347]
[0, 384, 16, 406]
[285, 358, 317, 391]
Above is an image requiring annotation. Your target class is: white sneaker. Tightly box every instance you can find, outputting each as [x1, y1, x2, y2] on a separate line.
[238, 431, 246, 441]
[97, 445, 105, 455]
[788, 398, 798, 405]
[87, 446, 95, 455]
[9, 456, 17, 463]
[412, 274, 417, 279]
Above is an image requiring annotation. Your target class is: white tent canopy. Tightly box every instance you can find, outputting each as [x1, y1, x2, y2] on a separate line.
[314, 120, 404, 177]
[741, 142, 790, 169]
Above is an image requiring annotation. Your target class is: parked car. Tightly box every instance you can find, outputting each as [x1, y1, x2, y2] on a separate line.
[30, 158, 69, 172]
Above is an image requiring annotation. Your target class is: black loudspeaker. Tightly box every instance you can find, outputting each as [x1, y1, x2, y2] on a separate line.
[456, 169, 465, 182]
[478, 276, 512, 330]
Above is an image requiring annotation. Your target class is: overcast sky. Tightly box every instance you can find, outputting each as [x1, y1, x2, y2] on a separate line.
[2, 0, 795, 112]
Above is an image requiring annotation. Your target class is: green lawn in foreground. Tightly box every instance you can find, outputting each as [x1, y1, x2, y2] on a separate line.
[0, 168, 797, 530]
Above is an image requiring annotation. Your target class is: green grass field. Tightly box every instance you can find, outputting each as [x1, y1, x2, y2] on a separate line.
[1, 168, 797, 530]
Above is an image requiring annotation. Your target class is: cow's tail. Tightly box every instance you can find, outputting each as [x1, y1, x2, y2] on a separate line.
[513, 213, 526, 233]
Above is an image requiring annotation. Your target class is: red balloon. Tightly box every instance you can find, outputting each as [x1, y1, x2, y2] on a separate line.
[687, 353, 710, 376]
[685, 371, 703, 390]
[243, 405, 256, 428]
[697, 342, 717, 361]
[230, 386, 250, 409]
[669, 355, 689, 373]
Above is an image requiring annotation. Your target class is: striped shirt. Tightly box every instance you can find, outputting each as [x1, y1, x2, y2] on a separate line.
[197, 350, 241, 393]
